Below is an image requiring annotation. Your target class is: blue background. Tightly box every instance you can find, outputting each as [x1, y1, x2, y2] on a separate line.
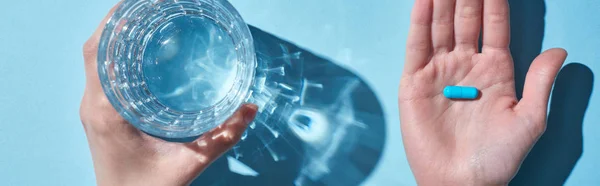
[0, 0, 598, 185]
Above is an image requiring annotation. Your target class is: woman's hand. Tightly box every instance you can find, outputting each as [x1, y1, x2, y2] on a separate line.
[80, 4, 258, 186]
[399, 0, 566, 185]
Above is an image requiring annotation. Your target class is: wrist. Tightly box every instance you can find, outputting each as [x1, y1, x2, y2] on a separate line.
[413, 168, 509, 186]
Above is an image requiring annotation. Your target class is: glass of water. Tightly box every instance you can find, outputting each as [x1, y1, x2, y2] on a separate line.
[97, 0, 256, 138]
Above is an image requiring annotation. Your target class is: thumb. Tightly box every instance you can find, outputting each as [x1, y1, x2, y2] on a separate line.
[184, 104, 258, 173]
[516, 48, 567, 129]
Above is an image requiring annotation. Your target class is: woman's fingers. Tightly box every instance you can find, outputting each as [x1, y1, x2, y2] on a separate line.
[482, 0, 510, 52]
[432, 0, 456, 53]
[516, 48, 567, 131]
[185, 104, 258, 173]
[83, 3, 120, 93]
[405, 0, 434, 74]
[454, 0, 483, 52]
[80, 2, 140, 137]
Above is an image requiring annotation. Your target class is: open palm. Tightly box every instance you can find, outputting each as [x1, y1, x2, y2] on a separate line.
[398, 0, 566, 185]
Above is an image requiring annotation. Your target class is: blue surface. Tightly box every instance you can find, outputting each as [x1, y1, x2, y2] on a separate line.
[0, 0, 598, 185]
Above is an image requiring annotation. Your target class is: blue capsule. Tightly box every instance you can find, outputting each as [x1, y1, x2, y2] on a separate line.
[443, 86, 479, 99]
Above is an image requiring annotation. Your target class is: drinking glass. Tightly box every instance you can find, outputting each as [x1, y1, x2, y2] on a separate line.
[97, 0, 257, 138]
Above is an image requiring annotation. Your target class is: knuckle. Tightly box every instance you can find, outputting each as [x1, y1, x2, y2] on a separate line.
[82, 39, 98, 60]
[408, 41, 431, 52]
[486, 12, 508, 24]
[459, 6, 481, 19]
[534, 66, 553, 77]
[531, 66, 557, 86]
[432, 17, 454, 26]
[79, 94, 126, 136]
[218, 130, 242, 147]
[455, 38, 477, 49]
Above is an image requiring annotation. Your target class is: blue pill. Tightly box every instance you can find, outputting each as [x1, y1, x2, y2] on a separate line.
[443, 86, 479, 99]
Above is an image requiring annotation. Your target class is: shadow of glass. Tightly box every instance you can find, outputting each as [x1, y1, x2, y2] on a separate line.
[190, 25, 387, 186]
[511, 63, 594, 186]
